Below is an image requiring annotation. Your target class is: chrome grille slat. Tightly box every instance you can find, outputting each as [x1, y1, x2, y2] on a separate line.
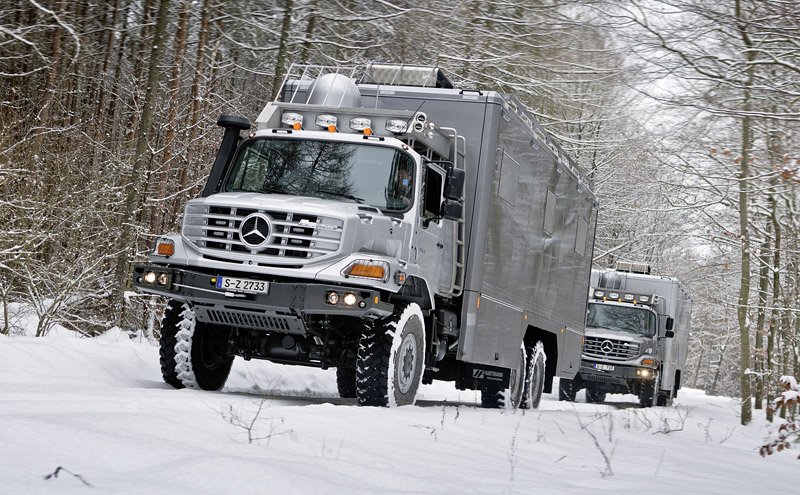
[184, 205, 343, 265]
[583, 336, 640, 361]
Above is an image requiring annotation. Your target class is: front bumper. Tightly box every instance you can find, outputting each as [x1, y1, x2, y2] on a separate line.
[132, 263, 394, 334]
[578, 359, 656, 387]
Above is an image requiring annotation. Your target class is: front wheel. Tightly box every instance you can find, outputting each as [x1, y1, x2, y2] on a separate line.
[558, 377, 578, 402]
[356, 303, 426, 407]
[159, 300, 234, 391]
[585, 385, 607, 404]
[336, 366, 357, 398]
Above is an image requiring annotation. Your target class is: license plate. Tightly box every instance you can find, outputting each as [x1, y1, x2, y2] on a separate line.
[215, 276, 269, 294]
[594, 363, 615, 372]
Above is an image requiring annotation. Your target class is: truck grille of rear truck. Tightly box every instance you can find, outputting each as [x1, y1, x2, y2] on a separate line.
[182, 205, 343, 266]
[583, 336, 640, 361]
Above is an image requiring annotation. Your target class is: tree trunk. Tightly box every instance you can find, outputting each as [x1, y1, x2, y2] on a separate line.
[171, 0, 212, 224]
[754, 218, 771, 409]
[271, 0, 295, 99]
[767, 189, 781, 422]
[148, 0, 191, 235]
[734, 0, 754, 426]
[110, 0, 172, 324]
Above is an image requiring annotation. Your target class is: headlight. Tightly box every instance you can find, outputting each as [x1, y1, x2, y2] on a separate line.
[343, 293, 357, 306]
[326, 291, 339, 305]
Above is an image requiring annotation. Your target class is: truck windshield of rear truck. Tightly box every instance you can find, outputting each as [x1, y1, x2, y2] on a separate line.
[586, 302, 657, 337]
[224, 137, 416, 212]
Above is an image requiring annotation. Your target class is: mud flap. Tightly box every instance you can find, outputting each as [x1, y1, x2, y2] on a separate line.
[458, 362, 511, 392]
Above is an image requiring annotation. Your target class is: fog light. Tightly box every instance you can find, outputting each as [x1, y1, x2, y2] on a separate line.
[343, 293, 357, 306]
[157, 273, 169, 286]
[326, 291, 339, 305]
[637, 369, 651, 378]
[143, 272, 157, 284]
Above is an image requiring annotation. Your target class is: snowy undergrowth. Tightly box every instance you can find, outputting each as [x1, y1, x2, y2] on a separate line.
[0, 332, 794, 494]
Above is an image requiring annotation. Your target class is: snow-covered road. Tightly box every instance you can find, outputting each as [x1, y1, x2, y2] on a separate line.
[0, 330, 794, 494]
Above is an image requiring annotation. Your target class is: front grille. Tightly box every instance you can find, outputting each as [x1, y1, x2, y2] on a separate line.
[183, 204, 343, 266]
[583, 336, 640, 361]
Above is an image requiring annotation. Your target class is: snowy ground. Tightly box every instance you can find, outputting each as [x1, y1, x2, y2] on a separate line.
[0, 328, 795, 494]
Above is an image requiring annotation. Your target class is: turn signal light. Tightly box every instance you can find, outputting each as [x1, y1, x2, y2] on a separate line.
[155, 239, 175, 256]
[343, 260, 389, 282]
[348, 264, 385, 279]
[641, 358, 655, 366]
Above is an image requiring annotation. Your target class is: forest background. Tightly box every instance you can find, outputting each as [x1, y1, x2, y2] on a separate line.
[1, 0, 799, 426]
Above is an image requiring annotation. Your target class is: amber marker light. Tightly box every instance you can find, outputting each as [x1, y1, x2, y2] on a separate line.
[641, 358, 655, 366]
[363, 127, 372, 136]
[348, 263, 385, 279]
[327, 124, 337, 133]
[155, 239, 175, 256]
[292, 122, 302, 130]
[342, 260, 389, 282]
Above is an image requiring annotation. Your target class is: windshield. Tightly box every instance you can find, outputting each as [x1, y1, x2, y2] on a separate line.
[225, 137, 416, 212]
[586, 303, 657, 337]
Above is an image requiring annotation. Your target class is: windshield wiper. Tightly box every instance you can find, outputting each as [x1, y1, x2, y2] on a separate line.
[316, 189, 365, 204]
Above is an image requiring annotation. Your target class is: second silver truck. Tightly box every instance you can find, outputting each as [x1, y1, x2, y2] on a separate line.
[560, 263, 692, 407]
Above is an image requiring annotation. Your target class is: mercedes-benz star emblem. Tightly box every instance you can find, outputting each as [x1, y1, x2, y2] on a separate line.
[600, 340, 614, 354]
[239, 213, 272, 250]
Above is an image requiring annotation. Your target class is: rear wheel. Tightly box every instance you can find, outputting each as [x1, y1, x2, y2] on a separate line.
[481, 342, 546, 410]
[482, 346, 526, 409]
[521, 342, 546, 409]
[356, 303, 425, 407]
[159, 300, 233, 391]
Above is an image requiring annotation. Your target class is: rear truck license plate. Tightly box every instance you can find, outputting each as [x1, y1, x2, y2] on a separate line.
[594, 363, 615, 371]
[215, 276, 269, 294]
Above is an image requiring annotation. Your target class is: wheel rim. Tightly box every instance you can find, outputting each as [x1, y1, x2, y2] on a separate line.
[396, 332, 418, 394]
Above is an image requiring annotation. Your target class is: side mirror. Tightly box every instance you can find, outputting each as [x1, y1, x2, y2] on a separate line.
[444, 167, 465, 201]
[666, 317, 674, 331]
[665, 330, 675, 338]
[441, 200, 462, 221]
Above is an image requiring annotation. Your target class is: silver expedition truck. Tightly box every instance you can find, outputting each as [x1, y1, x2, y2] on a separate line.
[133, 63, 598, 408]
[559, 263, 692, 407]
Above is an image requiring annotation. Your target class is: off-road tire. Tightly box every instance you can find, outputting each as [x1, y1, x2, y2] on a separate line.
[482, 346, 527, 409]
[521, 342, 546, 409]
[559, 377, 578, 402]
[585, 386, 607, 404]
[638, 381, 656, 408]
[656, 391, 672, 407]
[159, 300, 233, 391]
[356, 303, 425, 407]
[336, 366, 357, 398]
